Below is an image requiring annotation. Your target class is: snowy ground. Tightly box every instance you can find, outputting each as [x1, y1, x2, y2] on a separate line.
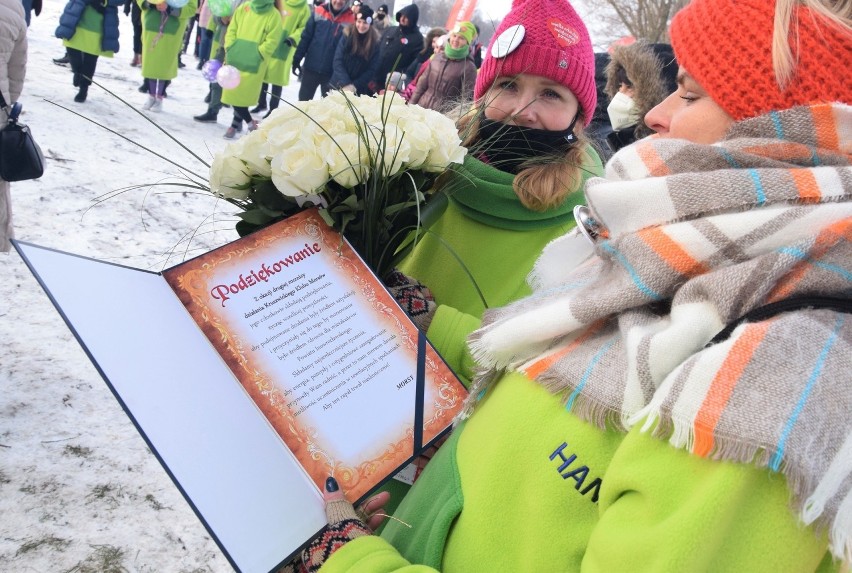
[1, 4, 302, 571]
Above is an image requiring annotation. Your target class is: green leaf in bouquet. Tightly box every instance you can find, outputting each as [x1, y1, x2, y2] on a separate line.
[249, 179, 299, 213]
[318, 208, 336, 228]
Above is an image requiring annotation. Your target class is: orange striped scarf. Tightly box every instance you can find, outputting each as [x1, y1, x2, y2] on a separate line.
[465, 103, 852, 561]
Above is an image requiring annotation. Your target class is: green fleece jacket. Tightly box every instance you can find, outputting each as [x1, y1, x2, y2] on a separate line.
[262, 0, 309, 87]
[62, 6, 115, 57]
[321, 371, 837, 572]
[221, 0, 283, 107]
[399, 152, 603, 385]
[138, 0, 197, 80]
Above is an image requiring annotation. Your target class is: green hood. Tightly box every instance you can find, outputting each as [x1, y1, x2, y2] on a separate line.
[251, 0, 276, 13]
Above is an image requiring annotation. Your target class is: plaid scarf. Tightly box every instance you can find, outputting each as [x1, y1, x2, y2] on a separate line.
[465, 103, 852, 561]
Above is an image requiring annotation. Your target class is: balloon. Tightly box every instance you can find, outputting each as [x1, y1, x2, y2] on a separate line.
[208, 0, 234, 17]
[202, 59, 222, 82]
[166, 0, 189, 7]
[216, 65, 241, 89]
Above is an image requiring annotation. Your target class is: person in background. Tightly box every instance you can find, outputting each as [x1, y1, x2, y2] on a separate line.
[371, 2, 387, 32]
[1, 0, 27, 253]
[604, 41, 677, 152]
[585, 51, 614, 160]
[221, 0, 283, 138]
[179, 0, 200, 66]
[138, 0, 197, 112]
[124, 0, 143, 67]
[300, 1, 852, 571]
[19, 0, 39, 26]
[192, 9, 231, 124]
[55, 0, 124, 103]
[402, 26, 445, 86]
[291, 0, 354, 101]
[371, 2, 421, 93]
[408, 21, 477, 115]
[470, 22, 482, 68]
[329, 4, 379, 95]
[380, 69, 403, 93]
[349, 0, 359, 16]
[252, 0, 310, 116]
[196, 0, 213, 69]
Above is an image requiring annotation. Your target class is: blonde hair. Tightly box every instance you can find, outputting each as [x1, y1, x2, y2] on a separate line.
[772, 0, 852, 88]
[455, 106, 596, 212]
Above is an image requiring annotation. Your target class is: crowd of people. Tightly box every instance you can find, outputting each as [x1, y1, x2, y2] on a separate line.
[47, 0, 489, 140]
[4, 0, 852, 570]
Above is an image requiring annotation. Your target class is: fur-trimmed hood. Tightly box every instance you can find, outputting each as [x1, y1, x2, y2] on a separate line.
[605, 42, 677, 140]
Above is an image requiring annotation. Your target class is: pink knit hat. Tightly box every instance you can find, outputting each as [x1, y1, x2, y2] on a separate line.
[474, 0, 596, 125]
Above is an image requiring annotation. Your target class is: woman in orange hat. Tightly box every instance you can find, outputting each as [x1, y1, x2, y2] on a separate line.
[300, 1, 852, 571]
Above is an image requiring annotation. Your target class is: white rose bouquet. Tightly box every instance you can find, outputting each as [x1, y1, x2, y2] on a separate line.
[208, 91, 467, 277]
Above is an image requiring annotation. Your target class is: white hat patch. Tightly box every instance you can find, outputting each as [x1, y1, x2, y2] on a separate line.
[490, 24, 525, 58]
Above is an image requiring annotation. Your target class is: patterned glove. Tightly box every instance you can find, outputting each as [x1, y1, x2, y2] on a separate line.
[384, 269, 437, 332]
[302, 477, 371, 573]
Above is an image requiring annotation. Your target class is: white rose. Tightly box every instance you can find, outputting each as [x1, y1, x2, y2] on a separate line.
[423, 121, 467, 171]
[394, 116, 433, 169]
[321, 132, 369, 188]
[209, 153, 251, 199]
[237, 130, 272, 178]
[257, 104, 304, 132]
[269, 140, 329, 197]
[374, 123, 409, 177]
[265, 120, 309, 151]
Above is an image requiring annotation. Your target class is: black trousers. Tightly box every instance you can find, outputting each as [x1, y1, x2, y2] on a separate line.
[67, 48, 98, 88]
[257, 83, 284, 109]
[231, 106, 253, 127]
[131, 2, 142, 55]
[298, 69, 330, 101]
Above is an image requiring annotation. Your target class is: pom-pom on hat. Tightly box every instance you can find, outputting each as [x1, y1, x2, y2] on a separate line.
[452, 21, 477, 46]
[474, 0, 596, 125]
[670, 0, 852, 121]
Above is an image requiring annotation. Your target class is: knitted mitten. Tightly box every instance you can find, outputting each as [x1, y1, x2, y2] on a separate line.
[301, 479, 371, 573]
[383, 269, 437, 332]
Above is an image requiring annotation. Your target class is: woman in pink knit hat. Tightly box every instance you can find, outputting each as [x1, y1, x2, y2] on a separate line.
[388, 0, 604, 386]
[297, 0, 852, 571]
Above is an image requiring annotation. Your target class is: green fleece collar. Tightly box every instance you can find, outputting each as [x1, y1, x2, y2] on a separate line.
[284, 0, 306, 7]
[446, 155, 592, 231]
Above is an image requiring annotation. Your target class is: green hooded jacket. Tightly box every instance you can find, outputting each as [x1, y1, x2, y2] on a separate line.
[138, 0, 197, 80]
[221, 0, 283, 107]
[263, 0, 309, 87]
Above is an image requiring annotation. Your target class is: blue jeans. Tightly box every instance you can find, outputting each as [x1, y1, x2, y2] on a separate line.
[21, 0, 33, 26]
[198, 28, 214, 62]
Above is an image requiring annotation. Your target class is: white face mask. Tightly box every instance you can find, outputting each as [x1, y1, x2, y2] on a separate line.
[607, 91, 640, 131]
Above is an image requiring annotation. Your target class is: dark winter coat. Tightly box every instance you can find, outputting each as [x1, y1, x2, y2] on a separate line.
[293, 1, 354, 76]
[329, 28, 380, 95]
[56, 0, 122, 54]
[409, 50, 476, 113]
[604, 42, 678, 150]
[373, 3, 422, 87]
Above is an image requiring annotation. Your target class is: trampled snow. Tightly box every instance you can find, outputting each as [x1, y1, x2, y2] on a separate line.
[1, 3, 302, 570]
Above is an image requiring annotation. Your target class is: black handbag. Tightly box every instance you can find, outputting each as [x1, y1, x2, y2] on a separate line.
[0, 89, 45, 182]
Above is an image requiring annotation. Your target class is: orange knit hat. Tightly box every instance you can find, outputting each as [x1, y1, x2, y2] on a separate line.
[670, 0, 852, 121]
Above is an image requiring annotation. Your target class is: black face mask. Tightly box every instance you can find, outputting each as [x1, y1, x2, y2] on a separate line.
[376, 12, 385, 19]
[476, 118, 578, 174]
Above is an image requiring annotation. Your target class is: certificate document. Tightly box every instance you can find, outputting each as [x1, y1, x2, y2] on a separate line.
[14, 209, 466, 573]
[163, 209, 464, 501]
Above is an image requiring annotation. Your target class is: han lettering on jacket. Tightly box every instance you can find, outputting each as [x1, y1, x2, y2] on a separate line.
[550, 441, 602, 503]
